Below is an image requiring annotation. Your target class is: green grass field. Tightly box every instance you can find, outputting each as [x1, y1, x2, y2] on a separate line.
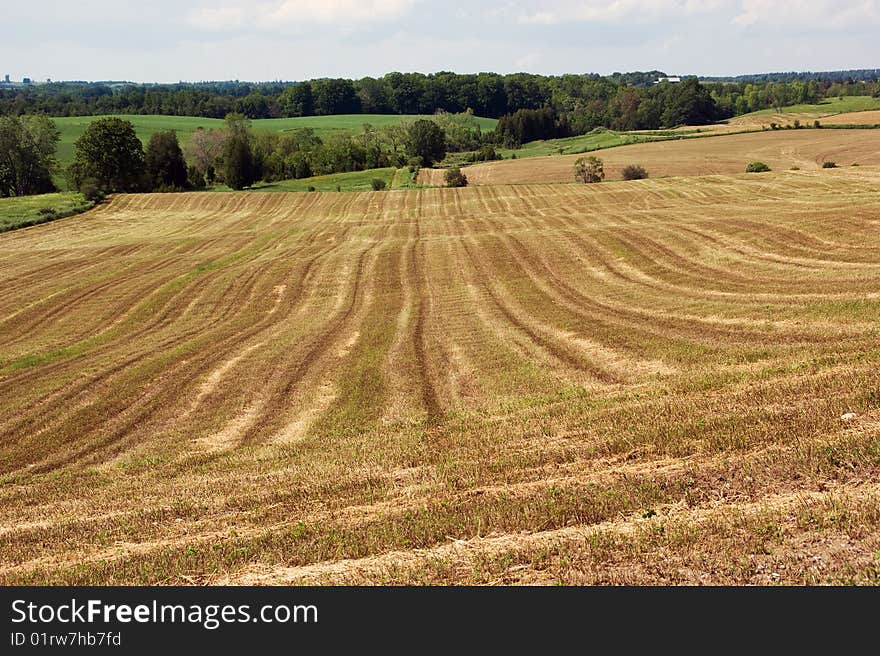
[493, 129, 690, 160]
[741, 95, 880, 118]
[0, 192, 93, 233]
[218, 167, 400, 193]
[52, 114, 498, 170]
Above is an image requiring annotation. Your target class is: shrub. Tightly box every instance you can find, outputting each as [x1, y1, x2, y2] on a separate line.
[307, 185, 316, 192]
[444, 167, 468, 188]
[822, 161, 837, 169]
[371, 179, 387, 191]
[187, 165, 206, 190]
[793, 119, 801, 129]
[38, 207, 56, 216]
[336, 185, 342, 192]
[814, 120, 822, 128]
[574, 156, 604, 183]
[621, 164, 649, 181]
[464, 145, 500, 163]
[769, 122, 778, 130]
[79, 178, 106, 202]
[790, 166, 800, 171]
[746, 161, 771, 173]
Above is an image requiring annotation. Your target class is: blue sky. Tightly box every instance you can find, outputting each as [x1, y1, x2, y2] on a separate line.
[3, 1, 879, 82]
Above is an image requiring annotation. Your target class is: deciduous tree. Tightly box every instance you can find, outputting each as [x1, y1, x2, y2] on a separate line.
[574, 156, 604, 183]
[68, 117, 145, 193]
[0, 114, 59, 197]
[145, 131, 188, 190]
[405, 120, 446, 166]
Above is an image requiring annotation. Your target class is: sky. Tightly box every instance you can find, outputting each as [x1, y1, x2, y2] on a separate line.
[2, 0, 879, 82]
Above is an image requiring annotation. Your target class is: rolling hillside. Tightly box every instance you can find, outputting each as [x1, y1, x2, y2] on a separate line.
[421, 129, 880, 185]
[2, 168, 879, 584]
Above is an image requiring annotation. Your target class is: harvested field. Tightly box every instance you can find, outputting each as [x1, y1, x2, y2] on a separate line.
[422, 129, 880, 186]
[1, 168, 880, 585]
[723, 110, 880, 131]
[820, 110, 880, 126]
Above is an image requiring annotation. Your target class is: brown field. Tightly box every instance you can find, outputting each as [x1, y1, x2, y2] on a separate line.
[420, 129, 880, 186]
[727, 109, 880, 130]
[670, 109, 880, 135]
[2, 167, 880, 585]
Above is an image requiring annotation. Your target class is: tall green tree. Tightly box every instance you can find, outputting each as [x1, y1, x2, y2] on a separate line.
[405, 120, 446, 166]
[145, 131, 188, 190]
[278, 82, 314, 117]
[69, 117, 145, 193]
[0, 114, 60, 197]
[222, 114, 257, 190]
[312, 79, 360, 115]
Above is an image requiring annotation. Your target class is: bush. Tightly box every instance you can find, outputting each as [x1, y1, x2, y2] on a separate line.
[574, 156, 604, 183]
[822, 161, 837, 168]
[621, 164, 648, 180]
[187, 165, 206, 190]
[444, 167, 468, 188]
[336, 185, 342, 192]
[464, 145, 500, 163]
[814, 120, 822, 129]
[38, 207, 56, 216]
[371, 178, 387, 191]
[793, 119, 801, 129]
[307, 185, 316, 192]
[79, 178, 106, 202]
[746, 161, 771, 173]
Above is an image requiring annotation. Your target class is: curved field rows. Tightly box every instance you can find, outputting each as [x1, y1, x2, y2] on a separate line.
[724, 110, 880, 130]
[1, 168, 880, 585]
[419, 129, 880, 186]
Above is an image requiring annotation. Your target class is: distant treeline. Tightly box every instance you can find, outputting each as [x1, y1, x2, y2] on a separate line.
[699, 69, 880, 84]
[2, 72, 879, 147]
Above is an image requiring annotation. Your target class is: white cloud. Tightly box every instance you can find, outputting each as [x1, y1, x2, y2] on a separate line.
[189, 6, 245, 31]
[517, 0, 727, 25]
[189, 0, 416, 32]
[733, 0, 880, 29]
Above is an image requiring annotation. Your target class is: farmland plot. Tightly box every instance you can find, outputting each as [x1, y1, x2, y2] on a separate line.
[1, 168, 879, 584]
[420, 129, 880, 186]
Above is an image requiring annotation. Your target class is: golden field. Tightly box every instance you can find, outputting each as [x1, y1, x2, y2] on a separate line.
[1, 165, 879, 584]
[420, 129, 880, 186]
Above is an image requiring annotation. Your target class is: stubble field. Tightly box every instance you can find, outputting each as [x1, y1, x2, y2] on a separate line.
[1, 167, 879, 584]
[421, 129, 880, 185]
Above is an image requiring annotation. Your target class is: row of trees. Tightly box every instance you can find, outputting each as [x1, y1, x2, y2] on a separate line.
[5, 73, 876, 127]
[63, 114, 453, 195]
[0, 109, 482, 198]
[68, 117, 192, 196]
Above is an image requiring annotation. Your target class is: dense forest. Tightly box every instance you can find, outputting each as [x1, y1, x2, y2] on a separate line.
[3, 72, 878, 139]
[700, 68, 880, 83]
